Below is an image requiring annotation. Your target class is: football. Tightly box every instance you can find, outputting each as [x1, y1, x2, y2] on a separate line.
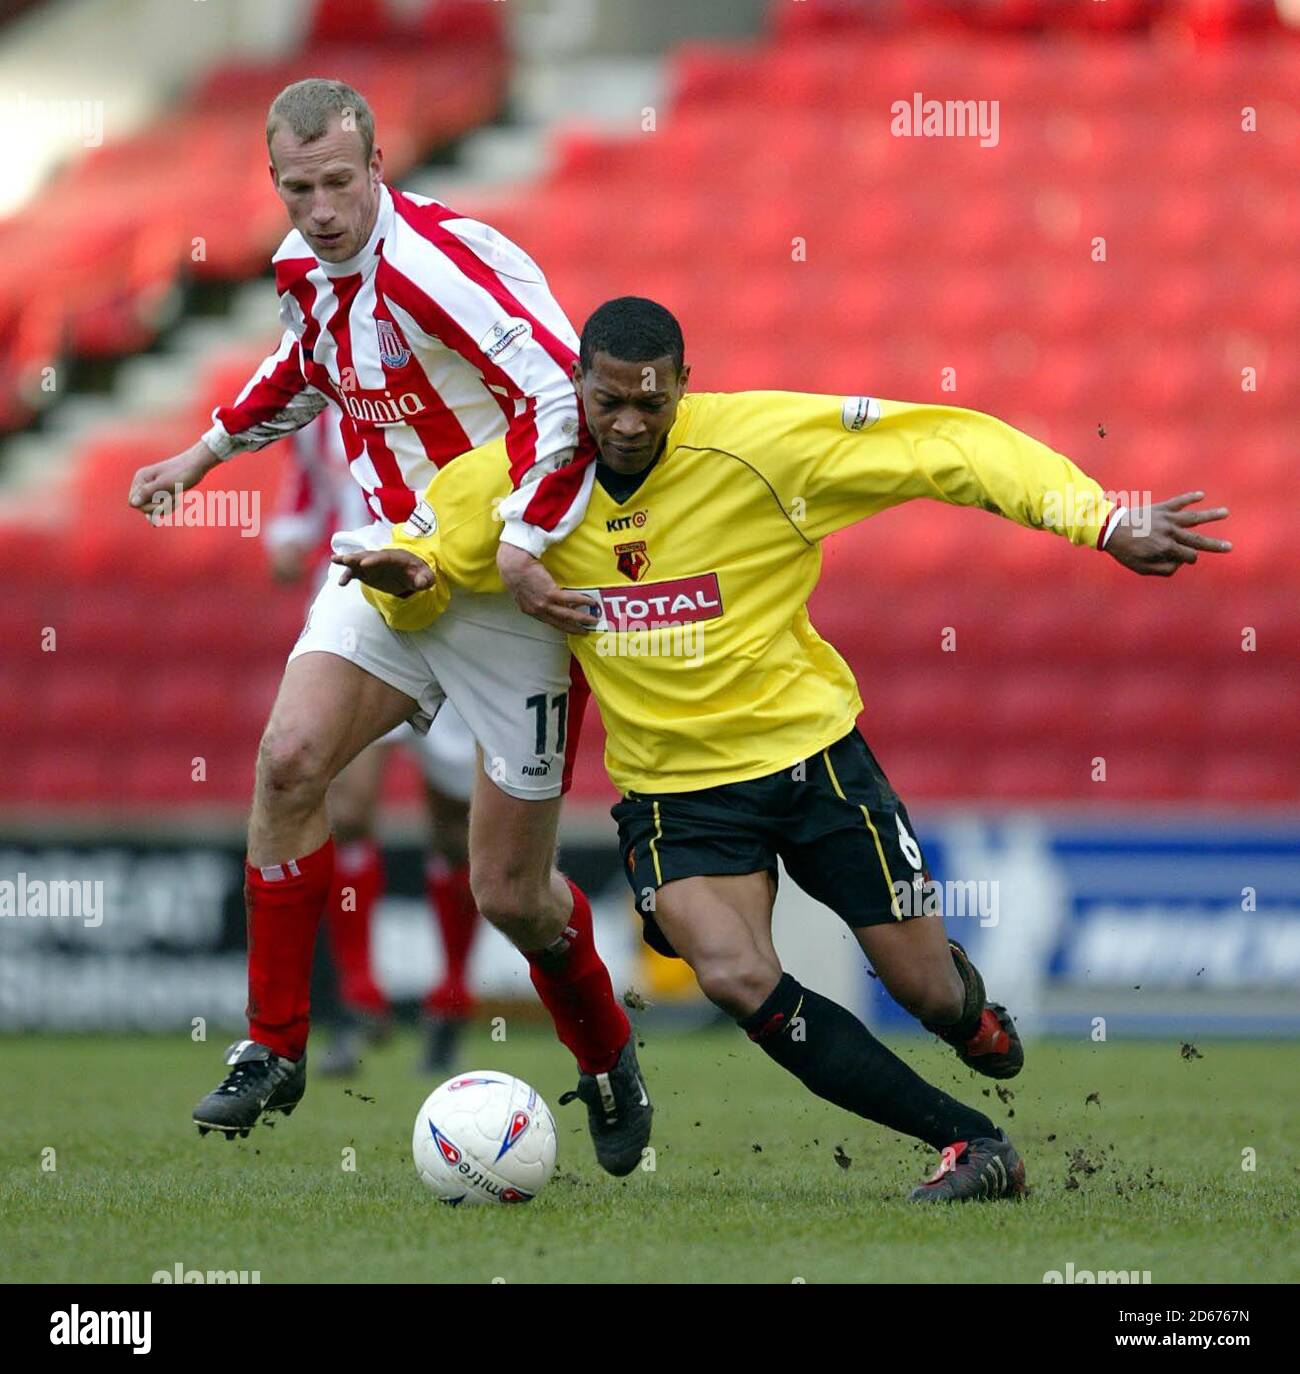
[412, 1071, 557, 1206]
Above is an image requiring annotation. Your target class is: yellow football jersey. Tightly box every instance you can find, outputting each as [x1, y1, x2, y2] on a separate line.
[365, 391, 1113, 794]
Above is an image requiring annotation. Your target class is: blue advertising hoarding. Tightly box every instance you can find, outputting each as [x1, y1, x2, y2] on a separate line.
[866, 816, 1300, 1037]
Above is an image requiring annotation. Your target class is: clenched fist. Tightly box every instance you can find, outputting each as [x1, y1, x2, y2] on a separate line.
[128, 439, 221, 521]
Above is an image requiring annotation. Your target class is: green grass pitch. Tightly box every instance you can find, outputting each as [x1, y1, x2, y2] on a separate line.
[2, 1028, 1295, 1284]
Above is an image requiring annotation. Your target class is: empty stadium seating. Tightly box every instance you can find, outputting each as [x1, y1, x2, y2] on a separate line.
[2, 3, 1295, 812]
[475, 25, 1296, 802]
[0, 0, 507, 431]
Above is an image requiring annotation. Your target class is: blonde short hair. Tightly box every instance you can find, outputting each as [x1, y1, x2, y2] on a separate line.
[267, 78, 375, 164]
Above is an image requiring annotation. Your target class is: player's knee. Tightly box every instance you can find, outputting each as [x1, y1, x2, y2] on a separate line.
[256, 726, 333, 812]
[694, 955, 780, 1020]
[471, 869, 553, 947]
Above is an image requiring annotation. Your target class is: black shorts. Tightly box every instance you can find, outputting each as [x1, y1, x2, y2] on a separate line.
[611, 729, 931, 958]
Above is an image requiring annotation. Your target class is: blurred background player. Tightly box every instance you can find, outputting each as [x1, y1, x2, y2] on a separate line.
[265, 405, 482, 1076]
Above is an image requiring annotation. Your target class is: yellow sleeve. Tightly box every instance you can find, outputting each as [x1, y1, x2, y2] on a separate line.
[689, 391, 1113, 548]
[360, 509, 450, 633]
[361, 438, 513, 632]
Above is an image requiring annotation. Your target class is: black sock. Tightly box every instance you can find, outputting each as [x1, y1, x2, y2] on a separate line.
[739, 973, 997, 1150]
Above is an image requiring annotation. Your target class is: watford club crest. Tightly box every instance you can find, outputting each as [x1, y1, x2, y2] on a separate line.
[614, 540, 651, 582]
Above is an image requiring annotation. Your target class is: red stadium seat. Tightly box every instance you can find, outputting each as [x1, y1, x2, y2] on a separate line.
[309, 0, 400, 44]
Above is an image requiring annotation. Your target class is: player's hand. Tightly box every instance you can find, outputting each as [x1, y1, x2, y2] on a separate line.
[497, 542, 602, 634]
[331, 548, 435, 597]
[128, 440, 220, 522]
[1104, 492, 1231, 577]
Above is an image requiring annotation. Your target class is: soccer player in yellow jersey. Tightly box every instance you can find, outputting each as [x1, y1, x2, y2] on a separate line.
[336, 297, 1231, 1203]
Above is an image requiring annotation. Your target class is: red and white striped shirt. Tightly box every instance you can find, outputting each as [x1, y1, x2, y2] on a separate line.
[202, 184, 593, 556]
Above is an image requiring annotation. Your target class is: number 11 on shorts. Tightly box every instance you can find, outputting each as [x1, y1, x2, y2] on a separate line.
[525, 692, 568, 756]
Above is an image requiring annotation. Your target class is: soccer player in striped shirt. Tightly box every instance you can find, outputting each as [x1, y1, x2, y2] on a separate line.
[127, 82, 649, 1172]
[340, 296, 1231, 1202]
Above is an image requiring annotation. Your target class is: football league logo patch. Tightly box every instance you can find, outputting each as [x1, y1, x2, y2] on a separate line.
[841, 395, 881, 432]
[405, 499, 438, 537]
[479, 317, 533, 366]
[376, 319, 411, 368]
[615, 540, 651, 582]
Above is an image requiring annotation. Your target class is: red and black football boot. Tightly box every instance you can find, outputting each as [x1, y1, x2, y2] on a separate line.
[908, 1130, 1027, 1204]
[956, 1002, 1024, 1080]
[925, 940, 1024, 1080]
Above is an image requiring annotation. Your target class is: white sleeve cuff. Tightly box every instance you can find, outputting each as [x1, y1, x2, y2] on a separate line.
[500, 518, 550, 559]
[1099, 505, 1128, 550]
[200, 422, 236, 462]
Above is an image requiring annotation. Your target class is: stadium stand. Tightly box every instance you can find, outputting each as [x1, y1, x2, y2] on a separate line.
[0, 0, 506, 431]
[2, 0, 1295, 812]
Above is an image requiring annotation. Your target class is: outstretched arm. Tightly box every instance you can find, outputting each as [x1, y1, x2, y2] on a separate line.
[200, 329, 328, 461]
[128, 329, 326, 520]
[707, 392, 1231, 567]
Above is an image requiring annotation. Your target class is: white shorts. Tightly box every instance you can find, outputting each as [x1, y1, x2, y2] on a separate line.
[288, 524, 576, 801]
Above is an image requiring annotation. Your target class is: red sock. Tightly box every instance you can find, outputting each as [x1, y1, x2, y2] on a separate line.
[524, 878, 629, 1075]
[245, 837, 334, 1060]
[326, 839, 388, 1016]
[423, 857, 479, 1018]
